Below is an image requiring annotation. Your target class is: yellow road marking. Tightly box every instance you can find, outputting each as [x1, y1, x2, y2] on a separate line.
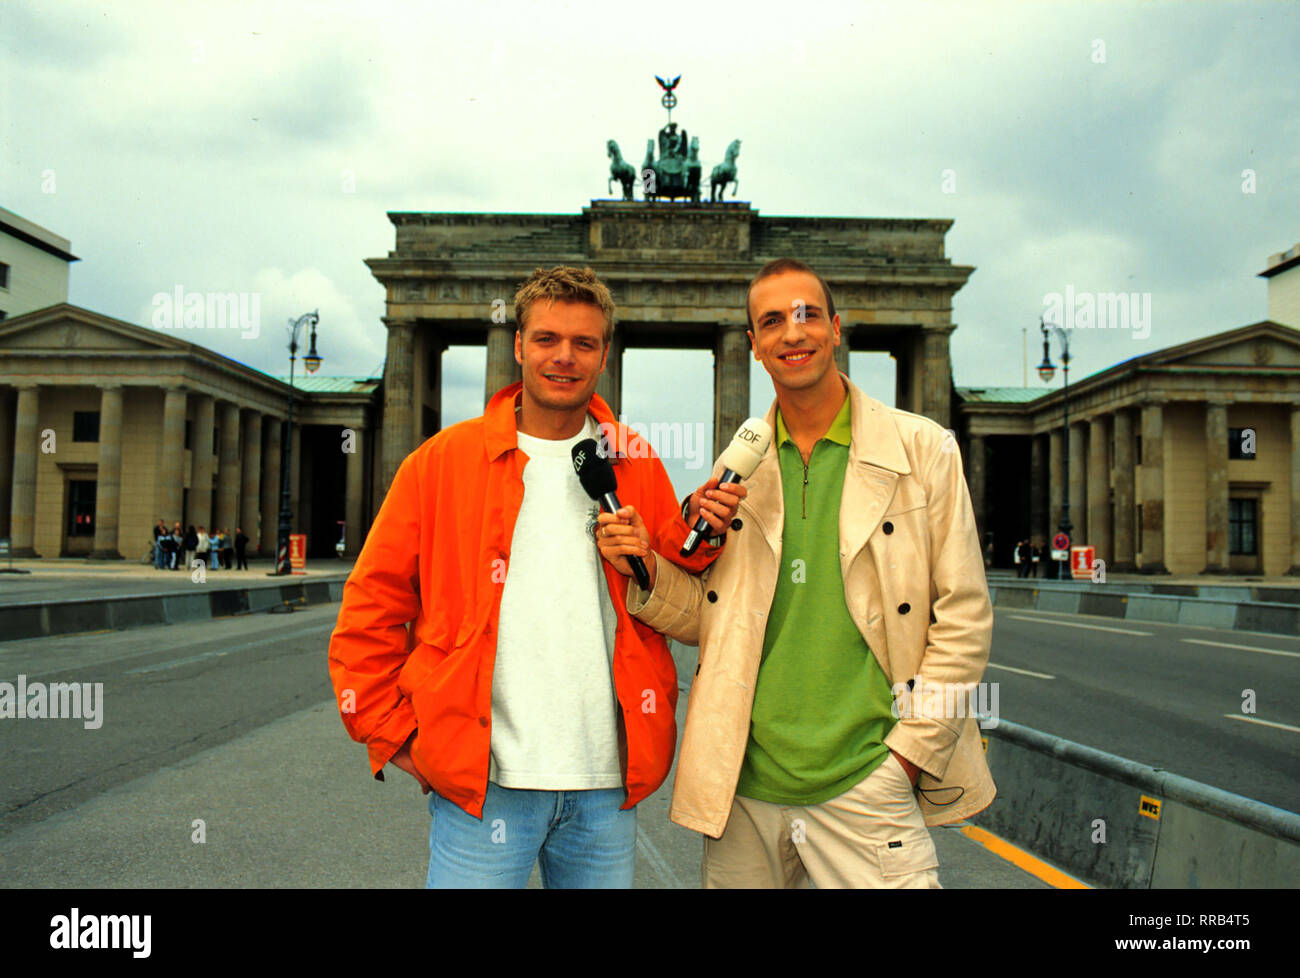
[957, 824, 1092, 889]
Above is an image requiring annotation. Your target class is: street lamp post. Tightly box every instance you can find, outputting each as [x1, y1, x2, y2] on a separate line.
[1037, 317, 1072, 580]
[272, 311, 322, 577]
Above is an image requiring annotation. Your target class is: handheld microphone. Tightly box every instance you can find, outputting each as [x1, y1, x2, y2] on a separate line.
[572, 437, 652, 591]
[680, 417, 774, 557]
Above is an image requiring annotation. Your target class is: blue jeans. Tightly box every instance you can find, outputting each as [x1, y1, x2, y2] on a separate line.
[426, 782, 635, 889]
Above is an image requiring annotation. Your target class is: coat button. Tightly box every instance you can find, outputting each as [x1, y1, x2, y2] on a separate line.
[731, 518, 743, 531]
[898, 602, 911, 615]
[707, 591, 718, 603]
[478, 716, 488, 727]
[882, 521, 894, 534]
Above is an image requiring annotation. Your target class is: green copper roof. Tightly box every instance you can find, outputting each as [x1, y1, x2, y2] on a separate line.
[275, 376, 379, 393]
[955, 386, 1050, 404]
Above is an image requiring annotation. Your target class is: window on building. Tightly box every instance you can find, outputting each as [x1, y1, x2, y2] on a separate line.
[213, 426, 220, 455]
[0, 262, 10, 289]
[1228, 427, 1256, 460]
[184, 420, 192, 450]
[1228, 498, 1258, 555]
[73, 411, 100, 442]
[1135, 435, 1142, 465]
[1136, 504, 1143, 552]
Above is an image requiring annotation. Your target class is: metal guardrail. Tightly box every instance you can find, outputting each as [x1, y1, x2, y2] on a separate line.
[972, 719, 1300, 888]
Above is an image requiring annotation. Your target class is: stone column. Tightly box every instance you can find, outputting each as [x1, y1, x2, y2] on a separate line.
[240, 411, 262, 548]
[968, 434, 987, 544]
[191, 394, 216, 530]
[1112, 409, 1136, 571]
[485, 321, 522, 402]
[345, 425, 365, 556]
[920, 327, 953, 429]
[0, 390, 15, 540]
[260, 418, 282, 556]
[1087, 415, 1111, 562]
[594, 332, 624, 417]
[90, 384, 125, 559]
[1069, 421, 1086, 544]
[1139, 401, 1168, 573]
[158, 388, 188, 527]
[1289, 405, 1300, 575]
[1204, 400, 1229, 573]
[215, 401, 242, 535]
[1048, 426, 1064, 538]
[10, 384, 41, 557]
[382, 319, 416, 496]
[713, 324, 750, 459]
[834, 323, 852, 377]
[1029, 434, 1047, 546]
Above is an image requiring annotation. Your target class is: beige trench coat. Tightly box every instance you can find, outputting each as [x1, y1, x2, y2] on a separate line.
[629, 376, 996, 838]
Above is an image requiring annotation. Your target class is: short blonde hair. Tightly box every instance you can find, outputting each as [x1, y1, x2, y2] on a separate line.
[514, 266, 615, 346]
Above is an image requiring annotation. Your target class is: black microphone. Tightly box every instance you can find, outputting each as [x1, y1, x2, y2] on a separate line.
[572, 437, 652, 591]
[680, 417, 774, 556]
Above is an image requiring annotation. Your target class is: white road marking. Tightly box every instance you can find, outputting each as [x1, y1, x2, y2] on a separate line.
[125, 625, 334, 676]
[1182, 638, 1300, 660]
[985, 662, 1056, 680]
[1222, 714, 1300, 734]
[1008, 615, 1151, 636]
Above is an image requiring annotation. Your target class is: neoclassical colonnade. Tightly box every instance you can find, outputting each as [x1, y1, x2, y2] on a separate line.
[0, 306, 374, 560]
[962, 324, 1300, 576]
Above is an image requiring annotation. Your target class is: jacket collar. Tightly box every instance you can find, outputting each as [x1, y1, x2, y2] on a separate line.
[483, 382, 619, 462]
[758, 373, 912, 476]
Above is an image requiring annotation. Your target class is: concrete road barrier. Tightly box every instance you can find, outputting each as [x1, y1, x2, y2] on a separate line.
[991, 581, 1300, 638]
[0, 579, 346, 642]
[973, 719, 1300, 888]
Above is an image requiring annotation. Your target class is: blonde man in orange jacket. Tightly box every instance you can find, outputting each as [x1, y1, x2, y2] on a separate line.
[328, 266, 744, 888]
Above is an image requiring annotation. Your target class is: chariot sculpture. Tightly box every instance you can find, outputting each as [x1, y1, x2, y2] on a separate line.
[604, 75, 740, 204]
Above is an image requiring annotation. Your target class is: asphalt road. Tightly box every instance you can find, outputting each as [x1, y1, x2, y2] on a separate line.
[987, 607, 1300, 813]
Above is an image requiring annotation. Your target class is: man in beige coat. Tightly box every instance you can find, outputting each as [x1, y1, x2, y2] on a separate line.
[596, 258, 995, 888]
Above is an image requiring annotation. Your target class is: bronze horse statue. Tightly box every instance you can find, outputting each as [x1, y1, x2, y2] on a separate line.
[710, 139, 741, 202]
[607, 139, 636, 200]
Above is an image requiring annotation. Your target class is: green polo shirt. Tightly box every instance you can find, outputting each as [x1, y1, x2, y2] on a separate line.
[734, 391, 898, 805]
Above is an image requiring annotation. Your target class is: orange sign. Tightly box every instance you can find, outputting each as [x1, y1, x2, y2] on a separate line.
[289, 534, 307, 572]
[1071, 545, 1095, 580]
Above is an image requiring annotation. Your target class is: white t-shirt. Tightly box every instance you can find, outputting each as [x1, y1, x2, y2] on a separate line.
[488, 415, 622, 789]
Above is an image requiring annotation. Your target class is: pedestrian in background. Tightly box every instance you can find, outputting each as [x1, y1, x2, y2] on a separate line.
[153, 519, 167, 569]
[234, 528, 249, 570]
[1030, 542, 1042, 578]
[221, 528, 234, 570]
[183, 525, 198, 570]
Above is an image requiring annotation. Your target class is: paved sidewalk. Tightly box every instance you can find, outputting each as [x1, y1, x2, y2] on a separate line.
[0, 557, 354, 607]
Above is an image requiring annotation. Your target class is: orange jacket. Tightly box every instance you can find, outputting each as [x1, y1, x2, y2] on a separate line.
[327, 382, 723, 818]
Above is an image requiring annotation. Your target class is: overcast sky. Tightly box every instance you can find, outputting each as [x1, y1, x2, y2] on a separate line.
[4, 0, 1297, 495]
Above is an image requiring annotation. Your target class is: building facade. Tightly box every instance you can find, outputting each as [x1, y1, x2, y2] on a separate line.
[958, 321, 1300, 576]
[0, 304, 378, 561]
